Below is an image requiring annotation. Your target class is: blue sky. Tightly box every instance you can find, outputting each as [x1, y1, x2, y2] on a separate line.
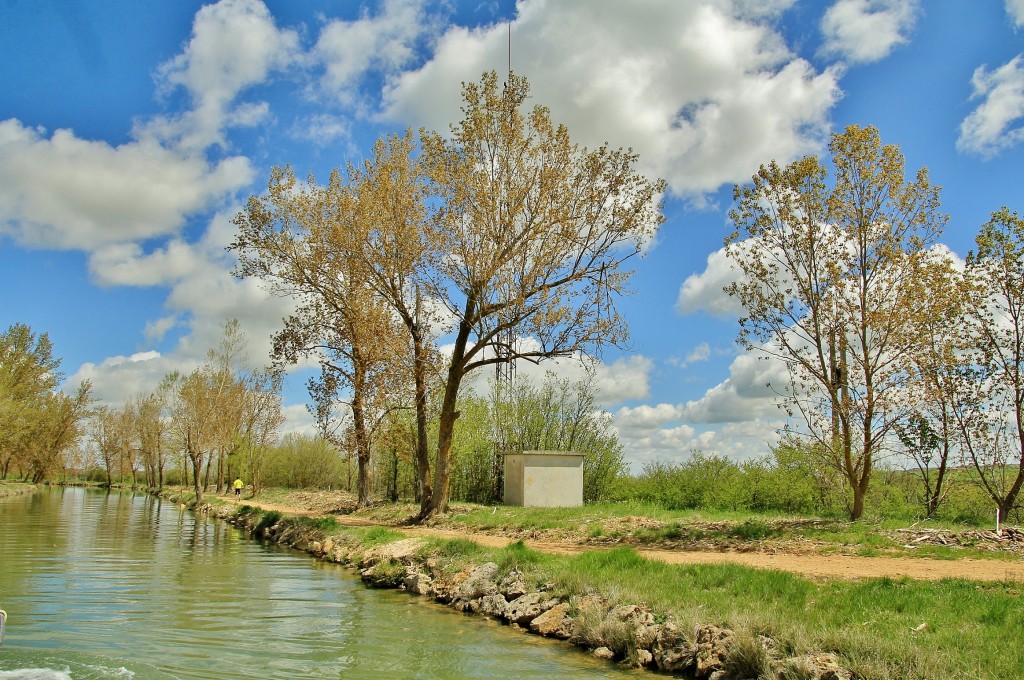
[2, 0, 1023, 469]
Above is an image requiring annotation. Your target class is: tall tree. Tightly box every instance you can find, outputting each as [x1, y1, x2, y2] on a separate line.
[726, 124, 947, 520]
[235, 369, 284, 496]
[232, 166, 408, 506]
[418, 71, 664, 516]
[346, 132, 442, 516]
[954, 207, 1024, 521]
[897, 253, 967, 518]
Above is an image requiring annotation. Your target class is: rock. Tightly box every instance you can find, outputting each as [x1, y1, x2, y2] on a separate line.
[499, 570, 529, 600]
[456, 562, 501, 600]
[694, 625, 733, 678]
[529, 602, 574, 639]
[634, 649, 654, 667]
[471, 593, 510, 619]
[404, 569, 433, 596]
[593, 647, 615, 660]
[359, 538, 423, 569]
[505, 592, 560, 627]
[780, 653, 853, 680]
[652, 622, 695, 673]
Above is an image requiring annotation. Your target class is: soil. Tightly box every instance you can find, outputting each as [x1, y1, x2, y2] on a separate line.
[216, 492, 1024, 583]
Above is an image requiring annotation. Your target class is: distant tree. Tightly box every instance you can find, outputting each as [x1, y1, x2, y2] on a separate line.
[418, 71, 664, 517]
[726, 125, 947, 520]
[494, 368, 625, 502]
[24, 381, 92, 484]
[235, 369, 284, 496]
[953, 207, 1024, 522]
[93, 404, 130, 487]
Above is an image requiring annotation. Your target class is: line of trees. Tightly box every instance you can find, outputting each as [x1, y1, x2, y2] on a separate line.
[231, 71, 665, 519]
[727, 124, 1024, 522]
[0, 320, 285, 504]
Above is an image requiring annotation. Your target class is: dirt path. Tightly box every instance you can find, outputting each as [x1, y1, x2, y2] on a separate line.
[218, 496, 1024, 583]
[218, 497, 1024, 581]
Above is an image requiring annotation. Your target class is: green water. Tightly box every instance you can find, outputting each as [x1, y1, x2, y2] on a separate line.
[0, 487, 629, 679]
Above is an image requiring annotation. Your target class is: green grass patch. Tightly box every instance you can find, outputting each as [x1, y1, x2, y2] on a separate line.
[535, 547, 1024, 678]
[360, 526, 404, 545]
[293, 515, 341, 532]
[253, 510, 282, 534]
[425, 537, 488, 560]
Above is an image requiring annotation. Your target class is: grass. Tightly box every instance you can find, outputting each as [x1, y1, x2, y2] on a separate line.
[293, 515, 341, 532]
[539, 547, 1022, 678]
[0, 481, 37, 498]
[334, 519, 1023, 678]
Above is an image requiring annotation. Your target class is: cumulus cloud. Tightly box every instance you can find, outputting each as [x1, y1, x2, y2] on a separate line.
[819, 0, 918, 64]
[1008, 0, 1024, 28]
[676, 245, 746, 317]
[685, 343, 712, 365]
[682, 351, 787, 423]
[594, 355, 653, 404]
[314, 0, 436, 107]
[68, 351, 187, 406]
[957, 55, 1024, 158]
[146, 0, 300, 151]
[382, 0, 840, 199]
[0, 119, 253, 250]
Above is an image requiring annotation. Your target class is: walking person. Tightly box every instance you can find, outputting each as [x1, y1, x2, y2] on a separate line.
[233, 478, 243, 498]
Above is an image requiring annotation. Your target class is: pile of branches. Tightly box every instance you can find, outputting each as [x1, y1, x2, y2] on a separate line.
[894, 526, 1024, 553]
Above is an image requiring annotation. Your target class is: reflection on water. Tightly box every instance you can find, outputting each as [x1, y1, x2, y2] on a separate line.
[0, 488, 626, 679]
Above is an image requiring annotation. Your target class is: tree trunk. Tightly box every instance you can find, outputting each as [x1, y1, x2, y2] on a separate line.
[426, 362, 465, 517]
[401, 296, 433, 516]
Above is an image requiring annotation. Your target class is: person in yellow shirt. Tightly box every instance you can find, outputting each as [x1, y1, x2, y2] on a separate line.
[233, 478, 243, 497]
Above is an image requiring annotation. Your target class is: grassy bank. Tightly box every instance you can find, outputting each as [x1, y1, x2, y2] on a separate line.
[0, 481, 36, 498]
[179, 490, 1022, 679]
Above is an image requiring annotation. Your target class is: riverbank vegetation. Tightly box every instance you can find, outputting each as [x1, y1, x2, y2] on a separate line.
[187, 494, 1022, 679]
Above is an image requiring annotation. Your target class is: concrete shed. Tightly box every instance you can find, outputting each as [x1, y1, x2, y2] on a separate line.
[503, 450, 584, 507]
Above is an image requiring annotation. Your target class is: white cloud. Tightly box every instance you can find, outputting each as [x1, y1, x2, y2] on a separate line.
[148, 0, 300, 151]
[280, 403, 318, 438]
[594, 355, 653, 405]
[820, 0, 918, 64]
[676, 245, 746, 317]
[614, 403, 685, 432]
[682, 350, 786, 423]
[69, 351, 187, 406]
[685, 343, 712, 365]
[0, 119, 253, 250]
[382, 0, 840, 200]
[291, 114, 353, 147]
[1008, 0, 1024, 28]
[957, 55, 1024, 158]
[314, 0, 435, 107]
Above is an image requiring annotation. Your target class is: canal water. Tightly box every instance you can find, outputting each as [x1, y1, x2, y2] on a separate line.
[0, 487, 631, 679]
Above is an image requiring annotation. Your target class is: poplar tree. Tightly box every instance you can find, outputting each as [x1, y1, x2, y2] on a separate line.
[726, 125, 947, 520]
[955, 207, 1024, 521]
[418, 71, 664, 516]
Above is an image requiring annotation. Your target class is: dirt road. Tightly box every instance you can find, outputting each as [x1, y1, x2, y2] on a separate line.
[216, 496, 1024, 583]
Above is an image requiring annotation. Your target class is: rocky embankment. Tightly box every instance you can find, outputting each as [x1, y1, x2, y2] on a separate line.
[191, 498, 854, 680]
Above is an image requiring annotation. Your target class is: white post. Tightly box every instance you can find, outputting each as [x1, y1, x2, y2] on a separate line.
[996, 507, 1001, 536]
